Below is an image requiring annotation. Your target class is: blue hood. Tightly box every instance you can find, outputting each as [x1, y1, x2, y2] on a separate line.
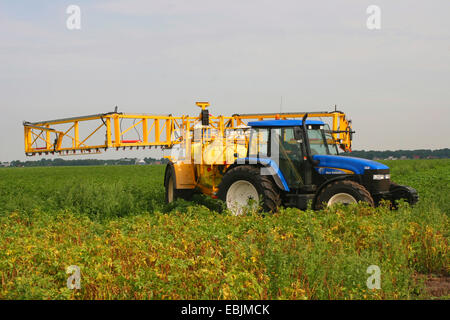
[312, 155, 389, 175]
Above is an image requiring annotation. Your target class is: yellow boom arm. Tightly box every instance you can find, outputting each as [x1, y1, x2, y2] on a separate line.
[23, 103, 353, 156]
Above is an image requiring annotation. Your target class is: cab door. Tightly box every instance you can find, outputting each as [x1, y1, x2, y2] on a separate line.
[275, 127, 305, 189]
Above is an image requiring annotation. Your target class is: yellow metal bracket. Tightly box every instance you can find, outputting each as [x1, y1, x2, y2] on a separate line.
[196, 102, 210, 110]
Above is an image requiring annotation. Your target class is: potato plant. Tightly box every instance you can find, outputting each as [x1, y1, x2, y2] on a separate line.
[0, 160, 448, 299]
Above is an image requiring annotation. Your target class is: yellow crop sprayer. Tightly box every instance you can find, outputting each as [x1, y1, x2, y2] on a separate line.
[23, 102, 418, 214]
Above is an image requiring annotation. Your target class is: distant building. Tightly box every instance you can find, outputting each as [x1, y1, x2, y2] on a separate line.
[136, 159, 146, 165]
[0, 162, 10, 167]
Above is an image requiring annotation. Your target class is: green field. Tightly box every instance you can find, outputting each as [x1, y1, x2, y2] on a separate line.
[0, 160, 448, 299]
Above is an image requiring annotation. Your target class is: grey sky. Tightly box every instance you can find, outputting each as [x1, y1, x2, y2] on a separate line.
[0, 0, 449, 162]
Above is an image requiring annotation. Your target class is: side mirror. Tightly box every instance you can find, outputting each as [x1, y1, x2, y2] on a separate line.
[293, 126, 302, 140]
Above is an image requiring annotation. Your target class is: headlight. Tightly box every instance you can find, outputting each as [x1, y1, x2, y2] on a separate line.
[373, 174, 390, 180]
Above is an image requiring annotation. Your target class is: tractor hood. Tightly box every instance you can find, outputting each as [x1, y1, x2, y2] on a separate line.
[312, 155, 389, 175]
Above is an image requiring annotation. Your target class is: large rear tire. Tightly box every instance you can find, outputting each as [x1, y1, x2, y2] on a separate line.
[315, 180, 374, 209]
[217, 165, 281, 215]
[164, 164, 194, 203]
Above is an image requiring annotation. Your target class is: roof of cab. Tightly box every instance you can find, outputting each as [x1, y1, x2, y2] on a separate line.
[248, 120, 325, 127]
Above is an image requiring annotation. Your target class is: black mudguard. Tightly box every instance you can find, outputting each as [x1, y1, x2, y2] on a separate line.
[388, 183, 419, 208]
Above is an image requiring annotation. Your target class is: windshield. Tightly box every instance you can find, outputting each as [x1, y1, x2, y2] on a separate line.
[307, 126, 338, 156]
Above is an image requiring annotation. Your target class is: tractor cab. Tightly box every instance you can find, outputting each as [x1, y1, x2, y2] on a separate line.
[247, 119, 335, 189]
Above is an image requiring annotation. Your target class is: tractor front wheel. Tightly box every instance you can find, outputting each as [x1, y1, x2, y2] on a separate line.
[315, 180, 374, 209]
[217, 165, 281, 215]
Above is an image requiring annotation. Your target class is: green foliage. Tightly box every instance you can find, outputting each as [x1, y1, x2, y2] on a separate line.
[0, 165, 165, 220]
[0, 161, 448, 300]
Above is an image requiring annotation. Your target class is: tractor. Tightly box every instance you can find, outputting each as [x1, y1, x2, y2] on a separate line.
[163, 108, 418, 214]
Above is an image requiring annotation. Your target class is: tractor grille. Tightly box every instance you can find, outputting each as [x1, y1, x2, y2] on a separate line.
[362, 169, 391, 194]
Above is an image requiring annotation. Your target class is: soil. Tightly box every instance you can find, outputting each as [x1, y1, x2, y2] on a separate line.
[418, 274, 450, 298]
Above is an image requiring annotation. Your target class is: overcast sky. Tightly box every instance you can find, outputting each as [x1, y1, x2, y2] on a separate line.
[0, 0, 449, 162]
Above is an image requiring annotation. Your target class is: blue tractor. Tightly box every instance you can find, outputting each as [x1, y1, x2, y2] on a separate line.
[216, 115, 418, 213]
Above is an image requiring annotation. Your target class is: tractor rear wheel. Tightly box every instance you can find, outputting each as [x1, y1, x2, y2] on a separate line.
[217, 165, 281, 215]
[164, 164, 194, 203]
[315, 180, 374, 209]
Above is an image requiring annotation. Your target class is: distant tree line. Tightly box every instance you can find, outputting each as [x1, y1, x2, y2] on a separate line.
[347, 148, 450, 160]
[8, 157, 169, 167]
[3, 149, 449, 167]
